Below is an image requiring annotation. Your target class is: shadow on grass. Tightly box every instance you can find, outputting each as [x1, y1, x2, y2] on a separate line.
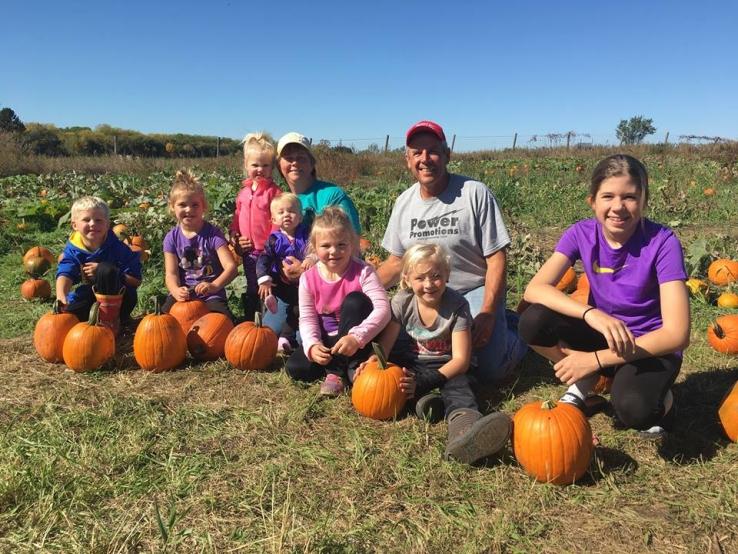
[658, 366, 738, 464]
[583, 447, 639, 484]
[475, 350, 559, 409]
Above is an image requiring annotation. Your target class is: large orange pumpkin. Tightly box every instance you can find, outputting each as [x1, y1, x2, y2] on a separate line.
[708, 259, 738, 286]
[570, 272, 590, 304]
[34, 300, 79, 363]
[555, 267, 578, 293]
[169, 299, 209, 335]
[24, 256, 51, 277]
[21, 278, 51, 300]
[62, 303, 116, 372]
[187, 312, 234, 361]
[707, 315, 738, 354]
[718, 381, 738, 442]
[134, 297, 187, 372]
[351, 343, 407, 420]
[512, 399, 593, 485]
[23, 246, 55, 266]
[225, 313, 278, 371]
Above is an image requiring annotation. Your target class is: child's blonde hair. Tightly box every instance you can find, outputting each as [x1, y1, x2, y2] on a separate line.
[400, 243, 451, 290]
[169, 169, 208, 213]
[71, 196, 110, 221]
[270, 192, 302, 217]
[308, 207, 359, 257]
[242, 132, 275, 163]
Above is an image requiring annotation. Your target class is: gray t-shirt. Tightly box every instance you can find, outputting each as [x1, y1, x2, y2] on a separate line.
[391, 288, 472, 362]
[382, 174, 510, 294]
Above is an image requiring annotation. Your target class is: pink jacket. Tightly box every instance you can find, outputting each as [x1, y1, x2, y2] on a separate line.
[299, 258, 391, 358]
[230, 177, 281, 252]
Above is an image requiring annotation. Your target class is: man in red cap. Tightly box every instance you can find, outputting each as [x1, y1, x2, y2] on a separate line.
[378, 120, 527, 384]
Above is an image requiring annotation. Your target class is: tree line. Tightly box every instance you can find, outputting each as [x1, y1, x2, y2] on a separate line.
[0, 107, 241, 158]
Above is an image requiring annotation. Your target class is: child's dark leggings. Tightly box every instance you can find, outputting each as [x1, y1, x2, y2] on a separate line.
[286, 291, 374, 382]
[161, 294, 235, 323]
[518, 303, 681, 430]
[65, 262, 137, 322]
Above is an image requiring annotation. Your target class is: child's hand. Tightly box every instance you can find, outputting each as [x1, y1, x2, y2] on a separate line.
[582, 309, 636, 356]
[282, 256, 303, 282]
[353, 354, 377, 380]
[331, 334, 360, 357]
[301, 256, 317, 271]
[258, 282, 273, 300]
[173, 286, 191, 302]
[81, 262, 99, 281]
[194, 282, 217, 296]
[238, 235, 254, 253]
[554, 347, 600, 385]
[309, 343, 332, 366]
[399, 367, 416, 398]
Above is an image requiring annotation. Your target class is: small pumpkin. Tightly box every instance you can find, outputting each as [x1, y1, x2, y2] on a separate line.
[703, 187, 716, 197]
[23, 246, 55, 266]
[365, 255, 382, 269]
[134, 297, 187, 372]
[130, 244, 150, 263]
[112, 223, 129, 240]
[351, 343, 407, 420]
[20, 278, 51, 300]
[708, 259, 738, 287]
[717, 291, 738, 309]
[169, 299, 209, 335]
[512, 399, 593, 485]
[187, 312, 234, 361]
[24, 256, 51, 277]
[128, 235, 150, 251]
[224, 312, 278, 371]
[34, 300, 79, 362]
[62, 303, 116, 372]
[718, 381, 738, 442]
[555, 267, 578, 293]
[707, 315, 738, 354]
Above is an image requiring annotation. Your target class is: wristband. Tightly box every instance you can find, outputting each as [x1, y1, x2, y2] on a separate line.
[582, 307, 595, 321]
[593, 350, 603, 370]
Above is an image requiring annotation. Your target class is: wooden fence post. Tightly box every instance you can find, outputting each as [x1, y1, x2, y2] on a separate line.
[384, 135, 390, 153]
[113, 135, 117, 155]
[664, 131, 669, 145]
[512, 132, 517, 150]
[566, 132, 571, 150]
[450, 134, 456, 152]
[216, 137, 220, 158]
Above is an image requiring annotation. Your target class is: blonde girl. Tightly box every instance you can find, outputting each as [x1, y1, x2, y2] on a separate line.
[520, 154, 690, 438]
[285, 207, 390, 396]
[162, 170, 238, 319]
[358, 243, 512, 465]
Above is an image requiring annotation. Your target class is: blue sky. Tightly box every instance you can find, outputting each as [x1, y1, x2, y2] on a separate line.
[3, 0, 737, 151]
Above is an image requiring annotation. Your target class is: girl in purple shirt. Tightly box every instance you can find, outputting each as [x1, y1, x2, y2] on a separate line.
[519, 154, 690, 438]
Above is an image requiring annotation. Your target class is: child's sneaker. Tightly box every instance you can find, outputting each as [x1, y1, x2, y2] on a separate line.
[319, 374, 344, 397]
[264, 294, 278, 314]
[637, 404, 675, 440]
[559, 392, 609, 418]
[415, 393, 445, 424]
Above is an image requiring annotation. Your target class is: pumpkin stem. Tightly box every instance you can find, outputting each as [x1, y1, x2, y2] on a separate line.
[541, 399, 558, 410]
[254, 312, 262, 327]
[371, 342, 388, 369]
[89, 302, 101, 326]
[713, 322, 725, 339]
[150, 296, 162, 315]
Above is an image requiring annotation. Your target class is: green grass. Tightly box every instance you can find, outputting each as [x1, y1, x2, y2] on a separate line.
[0, 152, 737, 551]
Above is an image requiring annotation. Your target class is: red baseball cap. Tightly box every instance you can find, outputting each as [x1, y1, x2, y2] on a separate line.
[406, 120, 447, 144]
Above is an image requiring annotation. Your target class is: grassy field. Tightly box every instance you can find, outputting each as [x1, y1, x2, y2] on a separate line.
[0, 149, 737, 552]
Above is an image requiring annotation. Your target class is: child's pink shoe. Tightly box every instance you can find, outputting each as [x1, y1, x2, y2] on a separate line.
[265, 294, 278, 314]
[319, 374, 345, 397]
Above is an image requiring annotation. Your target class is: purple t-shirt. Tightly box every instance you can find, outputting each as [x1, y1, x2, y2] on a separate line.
[556, 218, 686, 337]
[163, 222, 228, 301]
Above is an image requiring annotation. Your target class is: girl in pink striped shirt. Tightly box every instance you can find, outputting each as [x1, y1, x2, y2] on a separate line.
[285, 207, 391, 396]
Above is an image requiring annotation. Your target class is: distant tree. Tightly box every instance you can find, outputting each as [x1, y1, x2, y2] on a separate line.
[616, 116, 656, 145]
[0, 108, 26, 133]
[23, 125, 67, 156]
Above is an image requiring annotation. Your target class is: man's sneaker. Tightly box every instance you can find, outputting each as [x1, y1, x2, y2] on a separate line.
[559, 392, 609, 418]
[444, 409, 512, 464]
[415, 393, 445, 424]
[319, 374, 345, 397]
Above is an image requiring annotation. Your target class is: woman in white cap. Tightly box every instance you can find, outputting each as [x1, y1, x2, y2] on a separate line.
[276, 132, 360, 233]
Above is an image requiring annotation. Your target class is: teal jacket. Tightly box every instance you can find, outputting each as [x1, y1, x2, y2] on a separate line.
[297, 180, 361, 233]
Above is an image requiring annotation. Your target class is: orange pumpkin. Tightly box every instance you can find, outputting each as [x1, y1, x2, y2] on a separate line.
[351, 343, 407, 420]
[34, 300, 79, 362]
[62, 303, 116, 372]
[129, 244, 150, 263]
[707, 315, 738, 354]
[512, 399, 593, 485]
[359, 237, 371, 253]
[134, 297, 187, 372]
[23, 246, 55, 266]
[717, 292, 738, 309]
[224, 313, 278, 371]
[20, 278, 51, 300]
[708, 259, 738, 286]
[718, 381, 738, 442]
[703, 187, 716, 197]
[24, 256, 51, 277]
[187, 312, 234, 361]
[169, 299, 209, 335]
[555, 267, 578, 293]
[128, 235, 150, 250]
[570, 272, 590, 304]
[365, 255, 382, 269]
[112, 223, 129, 240]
